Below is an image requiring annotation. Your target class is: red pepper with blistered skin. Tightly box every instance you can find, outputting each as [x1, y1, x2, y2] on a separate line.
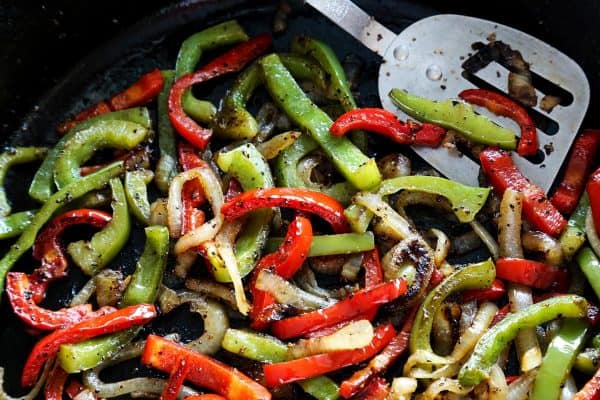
[551, 129, 600, 214]
[462, 279, 506, 302]
[339, 308, 416, 398]
[495, 257, 569, 289]
[351, 377, 390, 400]
[168, 35, 272, 150]
[459, 89, 538, 157]
[142, 335, 271, 400]
[329, 108, 446, 147]
[57, 102, 112, 135]
[109, 69, 164, 110]
[178, 142, 207, 234]
[161, 356, 192, 400]
[271, 279, 407, 339]
[250, 214, 312, 330]
[263, 324, 396, 387]
[44, 363, 69, 400]
[480, 147, 566, 236]
[6, 272, 115, 331]
[573, 367, 600, 400]
[21, 304, 156, 387]
[222, 187, 350, 234]
[588, 167, 600, 233]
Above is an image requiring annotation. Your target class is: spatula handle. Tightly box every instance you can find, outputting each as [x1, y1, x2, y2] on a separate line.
[305, 0, 396, 57]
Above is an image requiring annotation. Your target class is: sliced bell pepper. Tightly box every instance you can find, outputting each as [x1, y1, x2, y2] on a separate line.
[178, 142, 207, 234]
[551, 129, 600, 214]
[577, 247, 600, 301]
[22, 303, 156, 387]
[124, 169, 153, 224]
[351, 377, 389, 400]
[168, 34, 272, 150]
[222, 187, 350, 234]
[155, 70, 178, 194]
[57, 102, 112, 135]
[459, 295, 588, 386]
[389, 89, 517, 149]
[588, 166, 600, 233]
[44, 363, 69, 400]
[65, 379, 98, 400]
[161, 356, 191, 400]
[330, 108, 446, 147]
[480, 147, 566, 236]
[250, 213, 313, 330]
[264, 232, 374, 257]
[141, 334, 271, 400]
[459, 89, 537, 156]
[263, 323, 396, 387]
[560, 194, 590, 259]
[462, 279, 506, 302]
[574, 368, 600, 400]
[271, 279, 407, 339]
[495, 257, 568, 289]
[0, 210, 36, 240]
[259, 54, 381, 190]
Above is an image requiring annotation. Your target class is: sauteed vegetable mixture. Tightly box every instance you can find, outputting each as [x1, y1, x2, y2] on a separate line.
[2, 16, 600, 400]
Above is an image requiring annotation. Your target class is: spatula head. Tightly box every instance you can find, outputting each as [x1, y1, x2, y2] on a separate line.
[378, 14, 590, 192]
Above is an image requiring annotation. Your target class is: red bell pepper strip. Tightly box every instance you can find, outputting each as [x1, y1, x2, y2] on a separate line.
[588, 167, 600, 233]
[161, 356, 192, 400]
[44, 363, 69, 400]
[480, 147, 566, 236]
[168, 35, 272, 150]
[222, 187, 350, 234]
[491, 304, 511, 326]
[573, 367, 600, 400]
[329, 108, 446, 147]
[57, 102, 112, 135]
[6, 272, 115, 331]
[109, 69, 164, 110]
[178, 142, 208, 234]
[271, 279, 407, 339]
[360, 248, 384, 321]
[351, 377, 390, 400]
[21, 304, 156, 387]
[250, 213, 313, 330]
[459, 89, 538, 157]
[263, 323, 396, 387]
[339, 308, 416, 398]
[551, 130, 600, 214]
[495, 257, 569, 289]
[65, 379, 98, 400]
[142, 335, 271, 400]
[429, 268, 446, 288]
[462, 279, 506, 302]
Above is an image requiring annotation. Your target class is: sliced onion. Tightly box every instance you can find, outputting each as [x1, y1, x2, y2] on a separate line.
[427, 228, 450, 267]
[0, 359, 51, 400]
[70, 277, 96, 306]
[340, 253, 363, 282]
[149, 198, 169, 227]
[174, 250, 197, 279]
[449, 301, 497, 362]
[507, 369, 537, 400]
[256, 131, 300, 160]
[185, 278, 237, 310]
[488, 364, 508, 400]
[459, 299, 478, 335]
[254, 102, 279, 143]
[288, 320, 374, 358]
[432, 305, 454, 356]
[309, 255, 346, 276]
[94, 269, 126, 307]
[256, 269, 332, 311]
[170, 166, 224, 254]
[522, 230, 563, 266]
[388, 377, 418, 400]
[394, 191, 453, 223]
[586, 207, 600, 257]
[376, 153, 411, 180]
[73, 389, 97, 400]
[469, 220, 499, 260]
[451, 231, 483, 256]
[560, 374, 577, 400]
[419, 378, 472, 400]
[498, 188, 524, 258]
[509, 283, 542, 372]
[354, 192, 415, 240]
[294, 266, 356, 300]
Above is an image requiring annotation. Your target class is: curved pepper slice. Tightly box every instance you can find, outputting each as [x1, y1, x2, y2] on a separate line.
[560, 194, 590, 259]
[0, 210, 36, 240]
[574, 368, 600, 400]
[271, 279, 407, 339]
[141, 334, 271, 400]
[263, 323, 396, 387]
[351, 377, 390, 400]
[44, 363, 69, 400]
[480, 147, 566, 236]
[459, 295, 588, 387]
[178, 142, 207, 234]
[588, 167, 600, 233]
[22, 304, 156, 387]
[168, 34, 272, 150]
[124, 170, 153, 224]
[495, 257, 568, 289]
[462, 279, 506, 302]
[161, 356, 191, 400]
[330, 108, 446, 147]
[6, 272, 115, 330]
[459, 89, 537, 156]
[222, 187, 350, 234]
[250, 214, 313, 330]
[0, 147, 48, 216]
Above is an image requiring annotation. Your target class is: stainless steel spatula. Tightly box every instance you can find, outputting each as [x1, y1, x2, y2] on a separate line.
[305, 0, 590, 192]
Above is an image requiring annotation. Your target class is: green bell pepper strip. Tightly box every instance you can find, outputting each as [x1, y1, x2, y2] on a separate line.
[0, 147, 48, 216]
[459, 295, 589, 387]
[574, 348, 600, 375]
[410, 259, 496, 354]
[577, 247, 600, 300]
[592, 333, 600, 349]
[214, 54, 328, 140]
[275, 133, 356, 204]
[155, 70, 178, 194]
[530, 318, 589, 400]
[265, 232, 374, 256]
[124, 170, 152, 224]
[346, 175, 491, 233]
[53, 120, 149, 190]
[291, 36, 367, 150]
[67, 178, 130, 276]
[389, 89, 517, 150]
[0, 162, 124, 297]
[214, 143, 273, 282]
[58, 225, 169, 372]
[0, 210, 36, 240]
[222, 329, 340, 400]
[29, 108, 151, 203]
[260, 54, 380, 191]
[560, 193, 589, 259]
[175, 20, 249, 124]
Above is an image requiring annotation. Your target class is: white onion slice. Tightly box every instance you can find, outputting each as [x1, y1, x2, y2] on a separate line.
[288, 320, 374, 358]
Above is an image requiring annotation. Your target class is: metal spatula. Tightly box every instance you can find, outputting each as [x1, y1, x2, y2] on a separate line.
[305, 0, 590, 192]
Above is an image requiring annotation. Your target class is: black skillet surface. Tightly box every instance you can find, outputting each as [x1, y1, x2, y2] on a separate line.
[1, 0, 600, 397]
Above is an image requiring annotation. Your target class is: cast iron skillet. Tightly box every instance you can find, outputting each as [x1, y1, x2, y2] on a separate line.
[1, 0, 599, 397]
